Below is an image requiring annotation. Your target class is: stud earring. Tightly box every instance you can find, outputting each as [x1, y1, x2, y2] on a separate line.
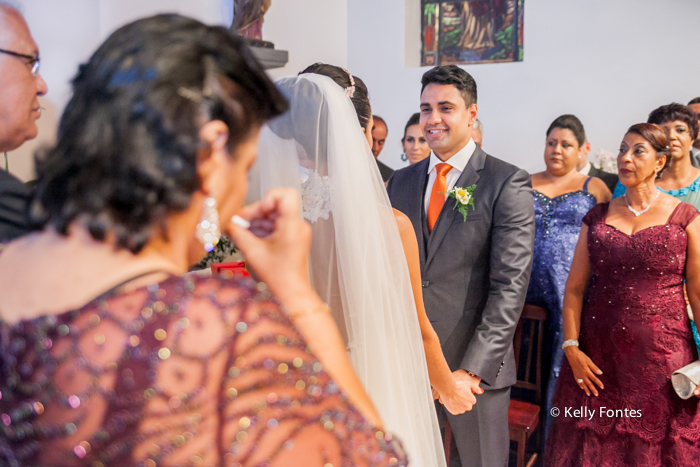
[196, 196, 221, 252]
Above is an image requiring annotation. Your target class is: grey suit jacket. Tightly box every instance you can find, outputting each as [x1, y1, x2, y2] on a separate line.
[0, 169, 32, 243]
[387, 147, 535, 389]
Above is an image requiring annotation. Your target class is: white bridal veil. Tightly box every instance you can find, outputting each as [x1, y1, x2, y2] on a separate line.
[249, 73, 445, 467]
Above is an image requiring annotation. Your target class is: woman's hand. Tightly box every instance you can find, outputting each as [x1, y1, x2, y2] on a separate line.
[228, 188, 312, 302]
[436, 380, 477, 415]
[565, 346, 604, 396]
[695, 383, 700, 398]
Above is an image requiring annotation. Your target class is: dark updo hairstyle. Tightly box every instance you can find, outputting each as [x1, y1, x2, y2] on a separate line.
[299, 63, 371, 131]
[30, 14, 288, 253]
[402, 113, 421, 142]
[626, 123, 671, 177]
[647, 103, 699, 142]
[421, 65, 477, 107]
[546, 114, 586, 147]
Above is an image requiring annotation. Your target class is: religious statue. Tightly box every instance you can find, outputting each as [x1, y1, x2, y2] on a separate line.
[232, 0, 271, 42]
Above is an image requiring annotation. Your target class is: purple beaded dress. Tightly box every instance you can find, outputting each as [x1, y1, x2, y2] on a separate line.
[526, 178, 597, 440]
[545, 202, 700, 467]
[0, 276, 407, 467]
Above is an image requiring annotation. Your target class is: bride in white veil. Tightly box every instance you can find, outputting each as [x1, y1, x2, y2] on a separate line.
[249, 66, 475, 466]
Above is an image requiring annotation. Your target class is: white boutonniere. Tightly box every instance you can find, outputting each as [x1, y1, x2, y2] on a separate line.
[445, 184, 477, 221]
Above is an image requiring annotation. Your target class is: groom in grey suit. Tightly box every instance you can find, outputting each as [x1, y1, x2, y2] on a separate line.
[387, 66, 535, 467]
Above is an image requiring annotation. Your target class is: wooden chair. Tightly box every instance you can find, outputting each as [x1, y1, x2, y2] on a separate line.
[509, 304, 547, 467]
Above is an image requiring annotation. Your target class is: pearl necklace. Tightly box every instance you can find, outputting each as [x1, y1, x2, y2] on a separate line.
[624, 190, 660, 217]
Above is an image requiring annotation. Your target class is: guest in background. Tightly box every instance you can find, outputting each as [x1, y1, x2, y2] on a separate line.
[688, 97, 700, 164]
[371, 114, 387, 158]
[527, 114, 610, 441]
[647, 103, 700, 353]
[370, 115, 393, 182]
[401, 112, 431, 165]
[614, 104, 700, 207]
[0, 2, 48, 242]
[472, 118, 483, 147]
[546, 123, 700, 467]
[572, 118, 619, 193]
[0, 15, 406, 467]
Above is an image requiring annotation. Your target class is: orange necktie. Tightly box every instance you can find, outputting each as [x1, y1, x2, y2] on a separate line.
[427, 163, 452, 233]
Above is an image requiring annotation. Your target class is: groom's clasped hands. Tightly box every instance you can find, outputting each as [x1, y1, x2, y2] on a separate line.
[432, 369, 484, 415]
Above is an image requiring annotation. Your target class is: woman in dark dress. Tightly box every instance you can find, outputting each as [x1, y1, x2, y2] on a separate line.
[546, 124, 700, 466]
[0, 15, 406, 467]
[527, 115, 610, 441]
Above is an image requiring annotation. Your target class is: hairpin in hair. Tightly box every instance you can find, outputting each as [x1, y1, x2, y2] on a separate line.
[341, 67, 355, 99]
[177, 87, 203, 102]
[177, 56, 217, 103]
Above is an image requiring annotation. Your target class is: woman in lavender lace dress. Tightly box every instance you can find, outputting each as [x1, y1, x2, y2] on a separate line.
[0, 15, 407, 467]
[527, 115, 610, 441]
[546, 124, 700, 467]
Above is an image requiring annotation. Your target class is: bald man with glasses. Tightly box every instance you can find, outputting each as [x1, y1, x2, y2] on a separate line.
[0, 2, 48, 243]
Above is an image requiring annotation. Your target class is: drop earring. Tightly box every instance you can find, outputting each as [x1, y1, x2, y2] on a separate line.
[401, 151, 407, 162]
[196, 196, 221, 252]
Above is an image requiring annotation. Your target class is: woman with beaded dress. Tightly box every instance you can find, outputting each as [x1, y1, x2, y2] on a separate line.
[527, 115, 610, 441]
[0, 15, 408, 467]
[545, 123, 700, 467]
[612, 104, 700, 354]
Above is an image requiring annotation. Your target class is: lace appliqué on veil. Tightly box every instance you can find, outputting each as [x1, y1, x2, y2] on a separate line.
[301, 170, 332, 223]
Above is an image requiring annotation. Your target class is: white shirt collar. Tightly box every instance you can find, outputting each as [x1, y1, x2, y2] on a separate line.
[579, 161, 592, 176]
[427, 138, 477, 174]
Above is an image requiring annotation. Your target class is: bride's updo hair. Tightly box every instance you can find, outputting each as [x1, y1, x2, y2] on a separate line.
[299, 63, 371, 131]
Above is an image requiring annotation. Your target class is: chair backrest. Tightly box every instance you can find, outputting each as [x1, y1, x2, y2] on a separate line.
[513, 304, 547, 404]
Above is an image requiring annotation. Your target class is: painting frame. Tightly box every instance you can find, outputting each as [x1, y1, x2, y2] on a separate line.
[421, 0, 524, 66]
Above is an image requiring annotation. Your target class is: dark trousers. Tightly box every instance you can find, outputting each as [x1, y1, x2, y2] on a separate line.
[437, 386, 511, 467]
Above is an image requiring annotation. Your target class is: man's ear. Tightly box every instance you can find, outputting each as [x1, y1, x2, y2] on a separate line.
[581, 141, 591, 158]
[469, 103, 479, 127]
[197, 120, 230, 194]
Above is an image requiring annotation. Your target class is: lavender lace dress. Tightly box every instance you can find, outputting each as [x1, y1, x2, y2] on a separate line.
[0, 275, 407, 467]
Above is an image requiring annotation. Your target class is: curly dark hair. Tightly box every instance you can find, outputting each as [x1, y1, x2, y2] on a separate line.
[299, 63, 371, 131]
[547, 114, 586, 147]
[647, 103, 699, 141]
[29, 14, 287, 253]
[421, 65, 477, 107]
[626, 123, 671, 177]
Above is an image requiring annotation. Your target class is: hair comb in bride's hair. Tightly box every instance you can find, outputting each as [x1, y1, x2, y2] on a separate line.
[341, 68, 355, 99]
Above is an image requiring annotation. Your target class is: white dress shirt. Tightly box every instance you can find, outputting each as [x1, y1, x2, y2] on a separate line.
[579, 161, 592, 175]
[424, 138, 477, 212]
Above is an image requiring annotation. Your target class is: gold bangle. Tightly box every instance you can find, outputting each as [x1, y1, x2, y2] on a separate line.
[288, 303, 331, 320]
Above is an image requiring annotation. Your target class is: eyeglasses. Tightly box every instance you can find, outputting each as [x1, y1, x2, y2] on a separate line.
[0, 48, 40, 76]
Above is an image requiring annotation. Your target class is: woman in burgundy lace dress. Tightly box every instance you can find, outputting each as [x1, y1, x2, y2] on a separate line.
[545, 124, 700, 467]
[0, 15, 407, 467]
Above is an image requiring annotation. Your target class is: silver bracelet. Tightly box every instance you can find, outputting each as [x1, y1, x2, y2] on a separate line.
[562, 339, 579, 350]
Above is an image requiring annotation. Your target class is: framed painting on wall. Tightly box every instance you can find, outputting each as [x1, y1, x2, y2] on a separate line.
[421, 0, 524, 66]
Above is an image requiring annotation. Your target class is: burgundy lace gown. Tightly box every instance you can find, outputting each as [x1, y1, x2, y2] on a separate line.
[0, 276, 407, 467]
[545, 202, 700, 466]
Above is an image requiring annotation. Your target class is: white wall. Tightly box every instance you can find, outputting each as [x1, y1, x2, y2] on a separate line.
[263, 0, 348, 80]
[349, 0, 700, 174]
